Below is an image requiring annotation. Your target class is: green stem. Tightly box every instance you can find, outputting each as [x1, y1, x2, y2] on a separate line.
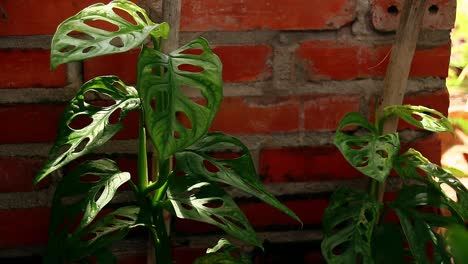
[137, 111, 148, 192]
[152, 208, 172, 264]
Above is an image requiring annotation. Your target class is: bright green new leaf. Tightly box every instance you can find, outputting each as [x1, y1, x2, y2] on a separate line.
[194, 238, 253, 264]
[174, 132, 300, 223]
[138, 38, 223, 160]
[446, 225, 468, 264]
[382, 105, 453, 133]
[46, 159, 134, 262]
[394, 149, 468, 220]
[334, 112, 400, 182]
[167, 174, 262, 248]
[321, 188, 382, 264]
[34, 76, 140, 184]
[390, 185, 459, 264]
[51, 0, 169, 69]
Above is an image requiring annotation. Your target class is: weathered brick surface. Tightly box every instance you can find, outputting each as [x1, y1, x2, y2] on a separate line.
[0, 49, 66, 88]
[210, 96, 300, 134]
[372, 0, 456, 31]
[83, 50, 140, 85]
[0, 157, 45, 192]
[181, 0, 357, 31]
[296, 42, 450, 80]
[0, 208, 50, 248]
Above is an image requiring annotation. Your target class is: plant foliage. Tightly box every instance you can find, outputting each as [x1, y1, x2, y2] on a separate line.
[323, 105, 468, 263]
[37, 1, 299, 263]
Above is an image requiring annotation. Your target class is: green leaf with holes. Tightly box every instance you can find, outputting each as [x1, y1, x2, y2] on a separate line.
[34, 76, 140, 184]
[166, 175, 262, 248]
[51, 0, 169, 69]
[381, 105, 453, 133]
[394, 148, 468, 220]
[138, 38, 222, 160]
[389, 185, 460, 264]
[334, 112, 400, 182]
[45, 159, 134, 263]
[174, 132, 300, 223]
[321, 188, 382, 264]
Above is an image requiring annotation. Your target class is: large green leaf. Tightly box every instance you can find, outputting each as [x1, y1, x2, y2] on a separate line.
[321, 188, 382, 264]
[334, 112, 400, 182]
[166, 174, 262, 248]
[51, 0, 169, 69]
[389, 185, 459, 264]
[137, 38, 223, 161]
[174, 132, 300, 223]
[394, 149, 468, 220]
[34, 76, 140, 184]
[381, 105, 453, 133]
[45, 159, 135, 262]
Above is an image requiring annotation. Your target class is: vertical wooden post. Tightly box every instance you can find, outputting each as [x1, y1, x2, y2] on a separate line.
[371, 0, 428, 201]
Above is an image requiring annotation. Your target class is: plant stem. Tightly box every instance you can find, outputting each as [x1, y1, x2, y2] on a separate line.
[152, 208, 172, 264]
[369, 0, 428, 202]
[137, 110, 148, 191]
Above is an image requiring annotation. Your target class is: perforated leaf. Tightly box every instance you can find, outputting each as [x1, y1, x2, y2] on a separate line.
[138, 38, 222, 161]
[167, 175, 261, 248]
[390, 185, 460, 264]
[46, 159, 134, 262]
[34, 76, 140, 184]
[51, 0, 169, 69]
[174, 132, 300, 223]
[321, 188, 382, 264]
[334, 112, 400, 182]
[195, 239, 253, 264]
[382, 105, 453, 133]
[394, 149, 468, 220]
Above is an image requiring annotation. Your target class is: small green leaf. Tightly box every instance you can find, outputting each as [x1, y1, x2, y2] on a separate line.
[395, 149, 468, 220]
[46, 159, 134, 262]
[389, 185, 459, 264]
[321, 188, 382, 264]
[334, 112, 400, 182]
[382, 105, 453, 133]
[34, 76, 140, 184]
[51, 0, 168, 69]
[446, 225, 468, 264]
[167, 174, 262, 248]
[175, 132, 301, 223]
[138, 37, 223, 161]
[194, 238, 253, 264]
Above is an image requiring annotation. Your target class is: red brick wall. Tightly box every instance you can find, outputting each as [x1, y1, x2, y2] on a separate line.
[0, 0, 455, 263]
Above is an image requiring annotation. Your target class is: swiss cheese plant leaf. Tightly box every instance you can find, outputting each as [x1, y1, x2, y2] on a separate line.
[381, 105, 453, 133]
[46, 159, 134, 262]
[34, 76, 140, 184]
[166, 174, 262, 248]
[389, 185, 460, 264]
[174, 132, 300, 223]
[137, 38, 223, 161]
[51, 0, 169, 69]
[321, 188, 382, 264]
[394, 148, 468, 220]
[334, 112, 400, 182]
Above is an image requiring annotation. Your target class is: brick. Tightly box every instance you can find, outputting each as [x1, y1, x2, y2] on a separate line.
[0, 208, 50, 248]
[259, 145, 361, 183]
[0, 0, 98, 36]
[304, 94, 360, 131]
[83, 50, 140, 85]
[0, 157, 46, 192]
[0, 49, 66, 88]
[0, 104, 63, 143]
[372, 0, 456, 32]
[214, 45, 272, 82]
[181, 0, 356, 31]
[210, 96, 300, 134]
[296, 42, 450, 80]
